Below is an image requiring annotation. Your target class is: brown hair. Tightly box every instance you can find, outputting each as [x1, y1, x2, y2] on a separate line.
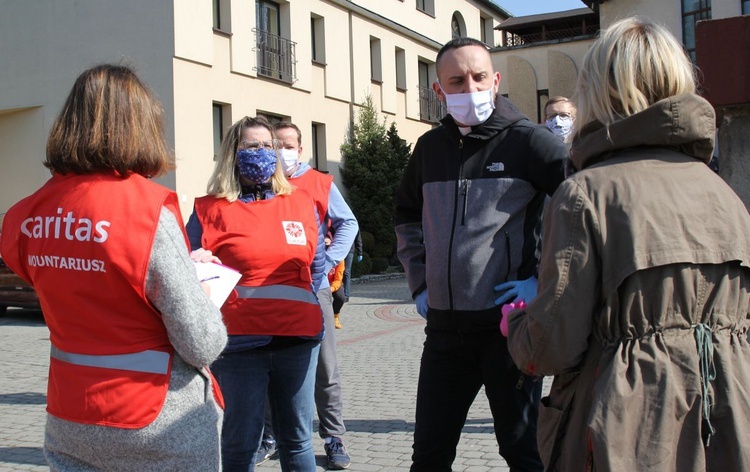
[45, 64, 173, 177]
[273, 121, 303, 146]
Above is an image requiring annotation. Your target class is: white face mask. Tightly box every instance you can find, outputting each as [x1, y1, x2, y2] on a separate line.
[440, 85, 496, 127]
[278, 148, 300, 176]
[545, 115, 574, 141]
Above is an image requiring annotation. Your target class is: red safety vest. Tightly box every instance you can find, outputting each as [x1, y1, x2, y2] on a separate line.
[291, 169, 332, 224]
[194, 191, 322, 336]
[0, 172, 222, 428]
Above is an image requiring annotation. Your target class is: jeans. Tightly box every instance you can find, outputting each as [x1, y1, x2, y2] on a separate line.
[343, 251, 355, 300]
[411, 311, 543, 472]
[212, 340, 320, 472]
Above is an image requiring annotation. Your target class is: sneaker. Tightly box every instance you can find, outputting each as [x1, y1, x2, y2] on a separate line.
[324, 437, 351, 470]
[255, 440, 278, 466]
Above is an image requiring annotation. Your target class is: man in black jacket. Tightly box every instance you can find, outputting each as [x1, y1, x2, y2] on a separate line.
[395, 37, 568, 472]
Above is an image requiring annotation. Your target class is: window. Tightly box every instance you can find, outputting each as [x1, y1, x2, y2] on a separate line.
[682, 0, 711, 61]
[416, 0, 435, 16]
[417, 59, 443, 122]
[257, 111, 286, 126]
[311, 14, 326, 64]
[744, 0, 750, 14]
[213, 0, 230, 31]
[370, 36, 382, 82]
[395, 47, 407, 91]
[213, 0, 221, 29]
[212, 103, 230, 160]
[537, 90, 549, 124]
[311, 123, 327, 172]
[480, 16, 494, 45]
[451, 14, 462, 39]
[255, 0, 297, 83]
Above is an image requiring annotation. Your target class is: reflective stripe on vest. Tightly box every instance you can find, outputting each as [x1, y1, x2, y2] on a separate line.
[50, 345, 170, 375]
[235, 284, 318, 305]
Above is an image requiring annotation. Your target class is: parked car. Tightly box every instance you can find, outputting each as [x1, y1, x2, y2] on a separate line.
[0, 257, 41, 316]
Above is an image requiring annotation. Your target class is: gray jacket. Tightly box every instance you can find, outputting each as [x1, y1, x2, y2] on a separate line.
[395, 96, 568, 316]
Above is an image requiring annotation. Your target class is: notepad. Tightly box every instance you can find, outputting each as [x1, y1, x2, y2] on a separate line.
[194, 261, 242, 308]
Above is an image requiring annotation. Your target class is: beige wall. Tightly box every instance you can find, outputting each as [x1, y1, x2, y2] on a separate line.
[0, 109, 49, 215]
[0, 0, 508, 221]
[0, 0, 176, 213]
[598, 0, 741, 30]
[492, 40, 594, 122]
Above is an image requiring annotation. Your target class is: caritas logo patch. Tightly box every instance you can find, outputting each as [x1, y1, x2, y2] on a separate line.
[282, 221, 307, 245]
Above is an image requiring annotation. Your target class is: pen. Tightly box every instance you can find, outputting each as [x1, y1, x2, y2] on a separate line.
[200, 276, 220, 282]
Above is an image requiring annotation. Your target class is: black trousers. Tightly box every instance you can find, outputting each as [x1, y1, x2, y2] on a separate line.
[332, 288, 346, 314]
[411, 310, 543, 472]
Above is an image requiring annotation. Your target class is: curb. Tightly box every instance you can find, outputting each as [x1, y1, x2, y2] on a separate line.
[351, 272, 406, 284]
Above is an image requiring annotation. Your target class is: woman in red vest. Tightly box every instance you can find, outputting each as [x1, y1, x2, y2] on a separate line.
[0, 65, 228, 470]
[186, 115, 325, 471]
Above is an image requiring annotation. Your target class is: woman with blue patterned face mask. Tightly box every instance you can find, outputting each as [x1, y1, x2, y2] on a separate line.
[236, 135, 278, 185]
[185, 115, 326, 472]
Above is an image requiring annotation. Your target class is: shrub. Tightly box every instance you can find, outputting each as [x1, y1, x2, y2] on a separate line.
[351, 253, 372, 278]
[370, 257, 389, 274]
[340, 95, 411, 271]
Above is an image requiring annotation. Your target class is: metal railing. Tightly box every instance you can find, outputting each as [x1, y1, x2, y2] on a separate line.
[418, 85, 445, 123]
[253, 28, 297, 83]
[504, 25, 599, 47]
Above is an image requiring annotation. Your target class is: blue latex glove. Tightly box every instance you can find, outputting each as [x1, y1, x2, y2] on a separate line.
[414, 290, 429, 319]
[494, 276, 538, 306]
[357, 255, 363, 262]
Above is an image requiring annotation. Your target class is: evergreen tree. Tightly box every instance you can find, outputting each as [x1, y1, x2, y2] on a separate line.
[340, 96, 411, 268]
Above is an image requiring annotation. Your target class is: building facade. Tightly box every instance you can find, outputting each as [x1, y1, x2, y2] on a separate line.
[492, 0, 748, 124]
[0, 0, 509, 219]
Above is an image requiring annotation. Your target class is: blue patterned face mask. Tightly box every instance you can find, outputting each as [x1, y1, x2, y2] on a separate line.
[236, 148, 277, 184]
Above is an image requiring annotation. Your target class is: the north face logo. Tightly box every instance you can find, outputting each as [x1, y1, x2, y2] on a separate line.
[486, 162, 505, 172]
[282, 221, 307, 245]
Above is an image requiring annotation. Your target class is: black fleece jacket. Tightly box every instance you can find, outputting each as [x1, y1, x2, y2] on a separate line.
[395, 96, 569, 317]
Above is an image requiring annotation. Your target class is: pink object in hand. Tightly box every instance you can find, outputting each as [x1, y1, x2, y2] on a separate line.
[500, 300, 527, 337]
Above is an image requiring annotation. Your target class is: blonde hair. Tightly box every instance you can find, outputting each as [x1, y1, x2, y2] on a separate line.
[572, 17, 696, 137]
[46, 64, 172, 177]
[207, 116, 293, 201]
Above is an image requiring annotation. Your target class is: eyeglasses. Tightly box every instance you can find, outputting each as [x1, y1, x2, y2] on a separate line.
[240, 139, 278, 151]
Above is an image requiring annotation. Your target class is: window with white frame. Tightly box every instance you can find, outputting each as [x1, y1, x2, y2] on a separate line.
[255, 0, 297, 83]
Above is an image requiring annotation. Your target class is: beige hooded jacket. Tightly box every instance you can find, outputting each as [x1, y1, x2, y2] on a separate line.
[508, 93, 750, 471]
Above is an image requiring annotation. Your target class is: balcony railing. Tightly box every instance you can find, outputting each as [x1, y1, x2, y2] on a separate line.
[504, 25, 599, 47]
[253, 28, 297, 83]
[418, 85, 445, 123]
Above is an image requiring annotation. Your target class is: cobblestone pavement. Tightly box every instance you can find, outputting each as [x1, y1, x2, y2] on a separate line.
[0, 276, 550, 471]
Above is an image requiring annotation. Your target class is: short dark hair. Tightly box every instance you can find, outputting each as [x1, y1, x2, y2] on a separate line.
[273, 121, 302, 146]
[436, 37, 489, 66]
[45, 64, 172, 178]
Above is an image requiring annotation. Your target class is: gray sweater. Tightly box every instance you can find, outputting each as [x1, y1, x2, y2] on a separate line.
[44, 208, 228, 472]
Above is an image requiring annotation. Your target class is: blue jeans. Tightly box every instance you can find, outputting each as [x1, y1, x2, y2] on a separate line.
[343, 251, 355, 300]
[212, 340, 320, 472]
